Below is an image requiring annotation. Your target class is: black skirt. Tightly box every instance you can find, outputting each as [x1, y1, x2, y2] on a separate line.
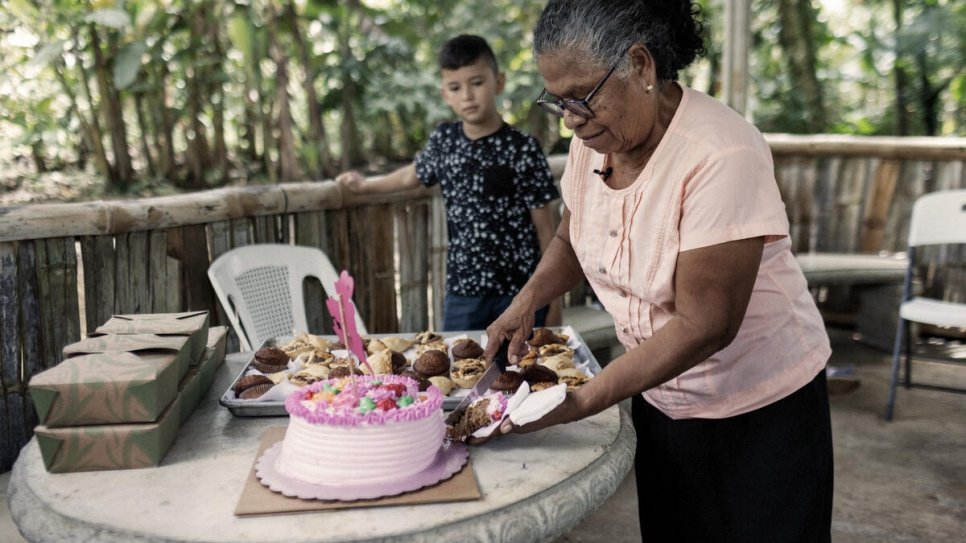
[632, 371, 833, 543]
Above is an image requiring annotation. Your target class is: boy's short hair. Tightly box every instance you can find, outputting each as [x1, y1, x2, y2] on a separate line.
[439, 35, 499, 74]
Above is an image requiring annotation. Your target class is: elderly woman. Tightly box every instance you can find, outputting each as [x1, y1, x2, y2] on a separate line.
[483, 1, 834, 541]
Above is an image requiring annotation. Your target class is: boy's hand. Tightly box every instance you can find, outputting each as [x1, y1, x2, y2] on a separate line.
[335, 171, 367, 193]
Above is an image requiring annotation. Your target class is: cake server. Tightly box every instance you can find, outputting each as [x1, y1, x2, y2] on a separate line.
[444, 339, 509, 425]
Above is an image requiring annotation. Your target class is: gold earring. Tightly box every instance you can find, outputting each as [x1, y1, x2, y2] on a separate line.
[646, 84, 654, 93]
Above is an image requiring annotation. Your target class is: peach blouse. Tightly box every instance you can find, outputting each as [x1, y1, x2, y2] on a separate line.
[561, 86, 830, 419]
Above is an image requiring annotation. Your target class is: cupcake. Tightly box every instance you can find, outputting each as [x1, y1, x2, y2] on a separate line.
[252, 347, 290, 373]
[451, 338, 484, 360]
[414, 349, 450, 377]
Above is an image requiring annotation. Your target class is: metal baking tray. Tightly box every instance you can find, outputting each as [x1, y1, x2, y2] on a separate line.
[219, 326, 601, 417]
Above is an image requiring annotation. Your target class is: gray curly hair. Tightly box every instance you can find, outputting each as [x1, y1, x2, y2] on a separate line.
[533, 0, 705, 81]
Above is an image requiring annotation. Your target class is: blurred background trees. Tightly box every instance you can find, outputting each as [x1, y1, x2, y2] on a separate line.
[0, 0, 963, 197]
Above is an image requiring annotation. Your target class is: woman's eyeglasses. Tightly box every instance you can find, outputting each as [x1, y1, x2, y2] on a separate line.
[536, 64, 617, 119]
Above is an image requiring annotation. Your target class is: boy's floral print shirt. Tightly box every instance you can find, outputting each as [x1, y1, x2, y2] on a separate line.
[415, 122, 559, 296]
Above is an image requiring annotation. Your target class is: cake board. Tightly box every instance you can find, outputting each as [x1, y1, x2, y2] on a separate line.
[235, 427, 481, 516]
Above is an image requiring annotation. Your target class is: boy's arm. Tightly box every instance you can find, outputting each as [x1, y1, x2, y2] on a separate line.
[335, 164, 421, 194]
[530, 204, 563, 326]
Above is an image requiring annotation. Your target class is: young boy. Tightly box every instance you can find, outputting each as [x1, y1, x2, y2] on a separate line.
[336, 34, 560, 331]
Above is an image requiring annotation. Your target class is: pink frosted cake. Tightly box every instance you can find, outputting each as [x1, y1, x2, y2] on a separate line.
[275, 375, 445, 486]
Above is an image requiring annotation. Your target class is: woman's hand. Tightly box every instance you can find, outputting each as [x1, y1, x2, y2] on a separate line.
[466, 391, 583, 445]
[484, 294, 538, 366]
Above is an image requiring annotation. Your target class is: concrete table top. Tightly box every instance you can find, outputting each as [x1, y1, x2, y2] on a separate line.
[9, 353, 635, 543]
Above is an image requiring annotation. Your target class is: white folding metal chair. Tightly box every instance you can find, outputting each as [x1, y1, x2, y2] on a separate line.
[885, 189, 966, 420]
[207, 244, 368, 351]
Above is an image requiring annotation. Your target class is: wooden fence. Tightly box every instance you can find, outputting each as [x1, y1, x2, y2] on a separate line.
[1, 134, 964, 471]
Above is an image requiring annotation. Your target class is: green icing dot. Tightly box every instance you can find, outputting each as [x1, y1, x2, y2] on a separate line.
[398, 395, 414, 407]
[357, 397, 376, 413]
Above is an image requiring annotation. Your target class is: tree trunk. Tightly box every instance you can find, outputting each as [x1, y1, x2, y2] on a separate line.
[210, 11, 230, 185]
[183, 3, 212, 189]
[89, 26, 134, 190]
[134, 93, 157, 177]
[267, 8, 302, 183]
[776, 0, 827, 133]
[892, 0, 910, 135]
[284, 1, 337, 179]
[156, 62, 177, 183]
[339, 0, 365, 169]
[54, 54, 110, 180]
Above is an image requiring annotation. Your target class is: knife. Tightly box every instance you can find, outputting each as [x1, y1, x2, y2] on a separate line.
[444, 339, 509, 425]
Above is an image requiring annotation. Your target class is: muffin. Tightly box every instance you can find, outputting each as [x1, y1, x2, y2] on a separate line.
[451, 338, 484, 360]
[252, 347, 290, 373]
[413, 349, 451, 377]
[527, 328, 563, 348]
[521, 364, 558, 385]
[490, 371, 525, 393]
[234, 374, 273, 396]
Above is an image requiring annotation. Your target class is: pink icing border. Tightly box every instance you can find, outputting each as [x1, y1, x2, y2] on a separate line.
[284, 374, 443, 427]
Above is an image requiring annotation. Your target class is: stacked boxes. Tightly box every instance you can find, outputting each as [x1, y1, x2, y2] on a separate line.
[28, 311, 228, 473]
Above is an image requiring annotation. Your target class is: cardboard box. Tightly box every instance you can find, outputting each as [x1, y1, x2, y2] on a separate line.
[200, 326, 229, 391]
[179, 327, 229, 424]
[29, 350, 181, 427]
[34, 394, 183, 473]
[95, 311, 210, 366]
[63, 333, 193, 382]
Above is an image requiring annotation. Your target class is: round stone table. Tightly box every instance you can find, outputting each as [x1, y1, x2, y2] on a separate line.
[9, 353, 635, 543]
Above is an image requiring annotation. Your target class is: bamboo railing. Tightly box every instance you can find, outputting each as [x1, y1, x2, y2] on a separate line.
[1, 134, 964, 471]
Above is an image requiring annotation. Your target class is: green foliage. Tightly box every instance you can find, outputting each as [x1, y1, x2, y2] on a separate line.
[0, 0, 963, 193]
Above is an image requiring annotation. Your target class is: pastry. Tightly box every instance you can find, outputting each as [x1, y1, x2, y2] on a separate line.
[451, 338, 484, 360]
[367, 338, 388, 355]
[328, 365, 362, 378]
[541, 354, 576, 373]
[450, 358, 486, 388]
[413, 331, 443, 345]
[380, 336, 414, 353]
[252, 346, 290, 373]
[413, 349, 450, 377]
[538, 343, 574, 359]
[516, 349, 540, 368]
[364, 349, 395, 375]
[529, 381, 558, 392]
[290, 364, 331, 387]
[294, 350, 334, 367]
[416, 340, 449, 356]
[428, 375, 455, 396]
[281, 332, 338, 358]
[557, 368, 590, 390]
[521, 364, 558, 385]
[490, 370, 525, 393]
[388, 350, 408, 373]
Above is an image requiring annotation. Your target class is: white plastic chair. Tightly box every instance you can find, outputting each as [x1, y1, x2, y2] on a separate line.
[207, 244, 368, 351]
[885, 189, 966, 420]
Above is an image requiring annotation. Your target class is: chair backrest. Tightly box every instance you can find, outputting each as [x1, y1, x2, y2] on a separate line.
[907, 189, 966, 247]
[207, 244, 368, 351]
